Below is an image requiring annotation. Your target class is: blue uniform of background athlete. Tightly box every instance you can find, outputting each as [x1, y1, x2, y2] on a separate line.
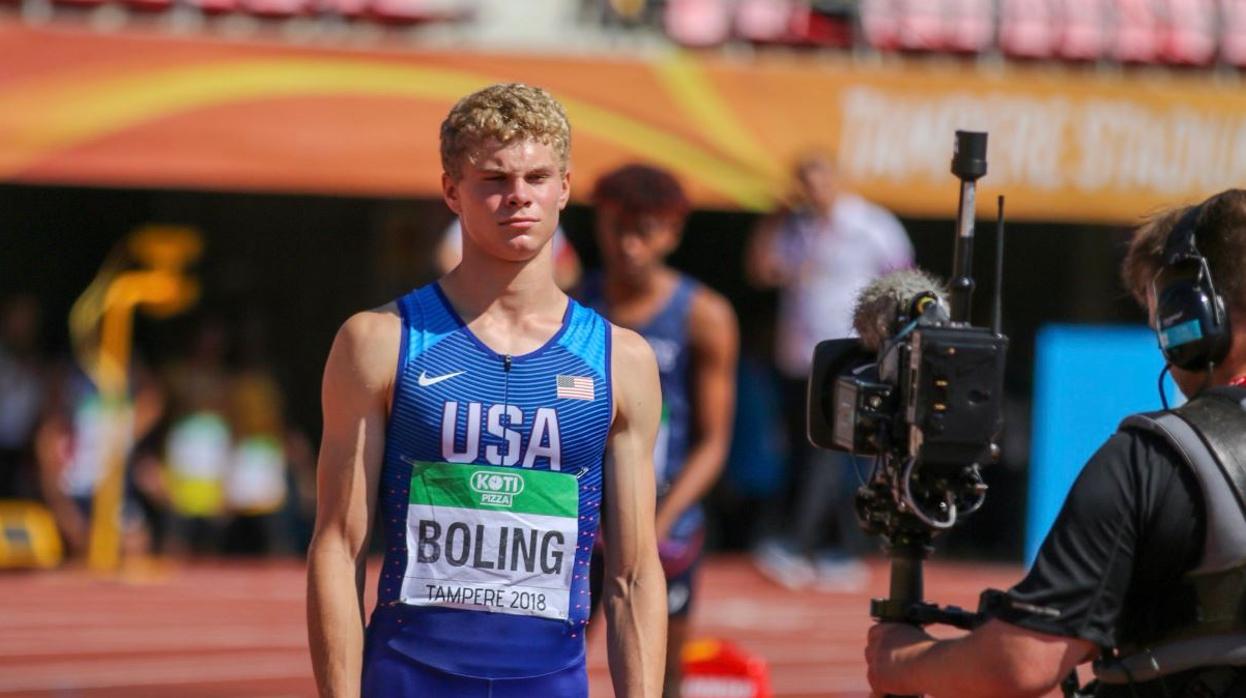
[582, 272, 703, 617]
[363, 283, 613, 697]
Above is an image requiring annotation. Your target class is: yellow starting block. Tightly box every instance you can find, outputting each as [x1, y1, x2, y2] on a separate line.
[0, 500, 64, 570]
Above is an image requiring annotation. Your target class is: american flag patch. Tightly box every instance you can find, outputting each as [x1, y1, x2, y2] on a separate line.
[556, 375, 595, 401]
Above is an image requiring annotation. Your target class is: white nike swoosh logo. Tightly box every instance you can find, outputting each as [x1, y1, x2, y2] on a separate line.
[417, 370, 466, 387]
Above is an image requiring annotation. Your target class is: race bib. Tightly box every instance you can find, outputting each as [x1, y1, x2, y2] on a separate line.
[401, 461, 579, 621]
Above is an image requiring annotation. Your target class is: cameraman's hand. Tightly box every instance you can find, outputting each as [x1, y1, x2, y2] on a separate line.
[865, 622, 936, 695]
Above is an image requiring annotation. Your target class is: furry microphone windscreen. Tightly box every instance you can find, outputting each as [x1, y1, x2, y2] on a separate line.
[852, 268, 949, 352]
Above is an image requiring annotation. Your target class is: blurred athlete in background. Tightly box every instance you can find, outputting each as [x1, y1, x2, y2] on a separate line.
[307, 83, 667, 697]
[583, 163, 738, 697]
[748, 150, 911, 590]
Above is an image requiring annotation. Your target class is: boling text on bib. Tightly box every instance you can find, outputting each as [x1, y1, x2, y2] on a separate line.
[401, 461, 579, 621]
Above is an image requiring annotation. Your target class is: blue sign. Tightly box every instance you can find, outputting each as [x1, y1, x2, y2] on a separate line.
[1026, 324, 1181, 564]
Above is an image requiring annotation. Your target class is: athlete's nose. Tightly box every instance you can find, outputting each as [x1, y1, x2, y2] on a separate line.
[620, 233, 644, 260]
[505, 178, 534, 209]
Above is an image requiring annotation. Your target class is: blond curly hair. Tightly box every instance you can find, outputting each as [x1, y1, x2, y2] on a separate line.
[440, 83, 571, 180]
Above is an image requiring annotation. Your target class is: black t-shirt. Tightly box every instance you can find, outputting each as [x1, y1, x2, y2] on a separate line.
[995, 427, 1211, 696]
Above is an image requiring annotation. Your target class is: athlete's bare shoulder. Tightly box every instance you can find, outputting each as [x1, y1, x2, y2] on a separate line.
[609, 324, 660, 421]
[326, 302, 402, 400]
[689, 284, 735, 327]
[687, 285, 738, 350]
[610, 324, 658, 377]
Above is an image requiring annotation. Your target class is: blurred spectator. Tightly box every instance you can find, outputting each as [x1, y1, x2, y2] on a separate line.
[0, 294, 46, 500]
[437, 217, 582, 291]
[153, 315, 314, 557]
[280, 427, 318, 554]
[220, 317, 294, 555]
[34, 362, 164, 560]
[161, 319, 234, 556]
[746, 150, 912, 590]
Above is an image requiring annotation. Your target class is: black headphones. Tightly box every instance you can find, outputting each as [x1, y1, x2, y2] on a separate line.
[1151, 199, 1232, 371]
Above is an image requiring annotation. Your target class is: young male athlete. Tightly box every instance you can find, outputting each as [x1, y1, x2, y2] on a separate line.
[306, 84, 667, 698]
[582, 164, 738, 698]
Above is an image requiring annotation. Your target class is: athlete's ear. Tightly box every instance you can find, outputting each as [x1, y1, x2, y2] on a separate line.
[557, 169, 571, 211]
[442, 172, 463, 216]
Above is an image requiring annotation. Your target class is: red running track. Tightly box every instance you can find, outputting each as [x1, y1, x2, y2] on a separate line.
[0, 556, 1065, 697]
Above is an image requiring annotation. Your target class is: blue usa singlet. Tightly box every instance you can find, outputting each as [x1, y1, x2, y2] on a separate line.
[366, 283, 613, 687]
[581, 273, 700, 539]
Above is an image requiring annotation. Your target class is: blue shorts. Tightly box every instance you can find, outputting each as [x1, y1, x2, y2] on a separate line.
[363, 634, 587, 698]
[663, 554, 699, 617]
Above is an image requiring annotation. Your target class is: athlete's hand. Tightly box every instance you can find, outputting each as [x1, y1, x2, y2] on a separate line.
[865, 622, 936, 696]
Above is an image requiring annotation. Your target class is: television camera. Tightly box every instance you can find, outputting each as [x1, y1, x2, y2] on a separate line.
[806, 132, 1012, 681]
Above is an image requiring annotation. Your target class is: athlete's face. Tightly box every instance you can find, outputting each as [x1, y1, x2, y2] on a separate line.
[443, 138, 570, 263]
[594, 205, 680, 281]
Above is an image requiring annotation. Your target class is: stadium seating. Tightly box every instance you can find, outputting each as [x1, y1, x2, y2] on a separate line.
[1222, 0, 1246, 66]
[999, 0, 1057, 59]
[1057, 0, 1109, 61]
[945, 0, 995, 54]
[1159, 0, 1216, 65]
[1112, 0, 1160, 63]
[664, 0, 731, 48]
[734, 0, 793, 44]
[13, 0, 1246, 70]
[859, 0, 901, 51]
[187, 0, 241, 15]
[235, 0, 314, 19]
[365, 0, 467, 25]
[786, 4, 853, 48]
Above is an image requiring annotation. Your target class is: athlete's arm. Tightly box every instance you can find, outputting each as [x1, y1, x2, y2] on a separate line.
[306, 307, 398, 698]
[865, 619, 1094, 697]
[602, 327, 668, 698]
[654, 288, 738, 541]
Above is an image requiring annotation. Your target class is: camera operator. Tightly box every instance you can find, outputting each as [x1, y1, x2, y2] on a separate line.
[865, 189, 1246, 698]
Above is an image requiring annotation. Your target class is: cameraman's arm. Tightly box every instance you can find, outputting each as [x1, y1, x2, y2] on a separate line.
[866, 428, 1199, 697]
[866, 619, 1094, 698]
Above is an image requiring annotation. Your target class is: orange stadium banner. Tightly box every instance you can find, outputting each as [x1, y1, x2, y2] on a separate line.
[2, 24, 1245, 223]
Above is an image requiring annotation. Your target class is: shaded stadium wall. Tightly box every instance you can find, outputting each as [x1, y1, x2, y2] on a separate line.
[5, 182, 1142, 559]
[1, 184, 451, 434]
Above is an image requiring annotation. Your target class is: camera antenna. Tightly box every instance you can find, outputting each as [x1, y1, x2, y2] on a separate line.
[949, 131, 988, 324]
[992, 195, 1005, 337]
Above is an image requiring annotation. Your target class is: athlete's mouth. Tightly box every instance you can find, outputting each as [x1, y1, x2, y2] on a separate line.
[499, 217, 540, 228]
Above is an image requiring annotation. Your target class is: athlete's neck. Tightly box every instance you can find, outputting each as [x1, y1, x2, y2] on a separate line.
[440, 244, 564, 326]
[603, 266, 674, 308]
